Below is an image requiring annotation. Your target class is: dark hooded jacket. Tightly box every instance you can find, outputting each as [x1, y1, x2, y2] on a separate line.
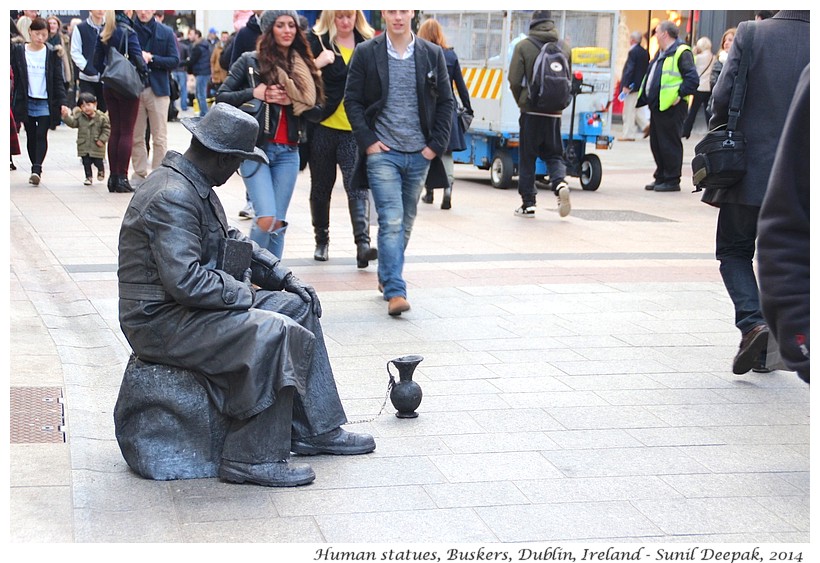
[508, 20, 569, 112]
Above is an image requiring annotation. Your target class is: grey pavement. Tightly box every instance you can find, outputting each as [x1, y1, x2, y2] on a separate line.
[8, 113, 809, 550]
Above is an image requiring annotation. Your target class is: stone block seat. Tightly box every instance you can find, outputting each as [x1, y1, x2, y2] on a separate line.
[114, 355, 231, 480]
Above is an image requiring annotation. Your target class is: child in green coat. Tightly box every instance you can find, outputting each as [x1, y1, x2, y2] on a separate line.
[61, 93, 110, 186]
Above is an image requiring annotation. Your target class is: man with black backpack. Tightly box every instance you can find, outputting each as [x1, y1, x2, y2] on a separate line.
[508, 10, 572, 218]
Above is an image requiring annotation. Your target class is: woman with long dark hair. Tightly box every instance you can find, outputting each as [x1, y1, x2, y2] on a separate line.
[10, 16, 68, 185]
[217, 10, 324, 259]
[306, 10, 376, 265]
[93, 10, 146, 193]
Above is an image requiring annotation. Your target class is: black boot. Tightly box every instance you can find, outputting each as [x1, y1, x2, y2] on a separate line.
[115, 175, 135, 193]
[349, 198, 378, 268]
[441, 185, 452, 209]
[310, 197, 330, 261]
[421, 187, 434, 204]
[108, 174, 119, 193]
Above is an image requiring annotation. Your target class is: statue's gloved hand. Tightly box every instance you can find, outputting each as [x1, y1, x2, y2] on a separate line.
[243, 268, 256, 301]
[283, 272, 322, 317]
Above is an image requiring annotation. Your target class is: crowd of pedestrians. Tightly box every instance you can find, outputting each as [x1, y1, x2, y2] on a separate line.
[10, 10, 810, 380]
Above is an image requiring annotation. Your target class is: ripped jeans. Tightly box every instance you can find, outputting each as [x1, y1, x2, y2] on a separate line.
[240, 142, 299, 259]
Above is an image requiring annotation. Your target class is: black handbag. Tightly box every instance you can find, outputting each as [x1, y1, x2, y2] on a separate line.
[240, 66, 265, 120]
[101, 27, 144, 99]
[692, 24, 755, 191]
[448, 106, 473, 153]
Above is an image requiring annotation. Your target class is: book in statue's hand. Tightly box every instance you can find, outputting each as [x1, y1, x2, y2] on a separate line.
[216, 239, 253, 281]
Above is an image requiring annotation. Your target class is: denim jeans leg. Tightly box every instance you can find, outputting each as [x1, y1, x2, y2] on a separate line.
[367, 151, 429, 299]
[173, 71, 188, 110]
[367, 152, 406, 299]
[716, 203, 765, 333]
[196, 75, 209, 116]
[400, 152, 431, 249]
[242, 143, 299, 259]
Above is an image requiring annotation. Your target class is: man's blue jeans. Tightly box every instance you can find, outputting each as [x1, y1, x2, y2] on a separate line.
[366, 150, 431, 299]
[195, 74, 210, 117]
[173, 71, 188, 111]
[241, 142, 300, 259]
[716, 203, 765, 334]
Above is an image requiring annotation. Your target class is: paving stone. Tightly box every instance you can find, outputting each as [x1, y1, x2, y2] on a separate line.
[516, 475, 684, 503]
[174, 493, 279, 524]
[678, 444, 809, 473]
[317, 507, 496, 542]
[9, 486, 74, 542]
[541, 446, 709, 478]
[475, 501, 663, 541]
[440, 431, 560, 454]
[429, 451, 564, 482]
[272, 484, 435, 516]
[630, 497, 798, 535]
[424, 480, 529, 508]
[660, 473, 804, 498]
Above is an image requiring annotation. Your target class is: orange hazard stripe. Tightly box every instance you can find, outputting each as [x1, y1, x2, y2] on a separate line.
[463, 68, 502, 100]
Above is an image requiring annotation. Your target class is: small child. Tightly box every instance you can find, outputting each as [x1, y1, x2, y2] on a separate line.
[61, 92, 110, 186]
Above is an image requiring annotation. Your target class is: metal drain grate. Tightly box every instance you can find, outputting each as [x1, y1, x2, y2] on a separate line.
[10, 387, 66, 443]
[568, 209, 674, 222]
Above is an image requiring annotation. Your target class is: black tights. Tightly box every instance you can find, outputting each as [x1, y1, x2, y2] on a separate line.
[24, 115, 50, 174]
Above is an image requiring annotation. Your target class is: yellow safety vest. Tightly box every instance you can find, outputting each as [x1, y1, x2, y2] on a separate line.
[639, 43, 692, 111]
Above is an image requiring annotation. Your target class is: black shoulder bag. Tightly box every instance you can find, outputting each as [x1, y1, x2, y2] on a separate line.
[101, 26, 144, 100]
[691, 24, 755, 191]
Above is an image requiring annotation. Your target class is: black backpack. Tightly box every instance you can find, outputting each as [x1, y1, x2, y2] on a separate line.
[526, 37, 572, 113]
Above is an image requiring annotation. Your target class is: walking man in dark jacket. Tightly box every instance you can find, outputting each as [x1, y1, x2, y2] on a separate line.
[345, 9, 453, 316]
[508, 10, 571, 218]
[117, 103, 375, 487]
[702, 11, 810, 375]
[130, 9, 179, 182]
[638, 20, 698, 192]
[187, 29, 212, 117]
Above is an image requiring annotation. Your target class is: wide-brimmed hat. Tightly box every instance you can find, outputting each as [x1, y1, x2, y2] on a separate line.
[181, 103, 268, 164]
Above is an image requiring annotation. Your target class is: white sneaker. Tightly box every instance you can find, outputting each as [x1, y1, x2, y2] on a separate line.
[238, 202, 254, 219]
[556, 182, 571, 217]
[514, 205, 536, 218]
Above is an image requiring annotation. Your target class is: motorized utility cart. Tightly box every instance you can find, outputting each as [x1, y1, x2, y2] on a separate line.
[420, 10, 618, 191]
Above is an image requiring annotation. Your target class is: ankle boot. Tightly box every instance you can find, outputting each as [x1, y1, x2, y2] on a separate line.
[108, 174, 119, 193]
[421, 187, 434, 204]
[314, 237, 329, 261]
[348, 198, 378, 268]
[441, 185, 452, 209]
[116, 176, 135, 193]
[310, 197, 330, 261]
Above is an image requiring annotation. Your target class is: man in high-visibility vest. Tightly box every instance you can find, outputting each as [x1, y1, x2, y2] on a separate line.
[637, 20, 698, 192]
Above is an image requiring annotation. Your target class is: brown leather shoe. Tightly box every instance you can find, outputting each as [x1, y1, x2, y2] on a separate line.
[388, 296, 410, 316]
[643, 125, 650, 138]
[733, 324, 769, 375]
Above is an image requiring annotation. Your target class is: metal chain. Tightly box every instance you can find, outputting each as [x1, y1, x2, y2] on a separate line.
[344, 376, 394, 425]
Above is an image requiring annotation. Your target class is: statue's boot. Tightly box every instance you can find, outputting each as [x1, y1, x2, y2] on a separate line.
[218, 386, 315, 486]
[291, 427, 376, 456]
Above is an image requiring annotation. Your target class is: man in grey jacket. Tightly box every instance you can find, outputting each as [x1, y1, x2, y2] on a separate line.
[117, 103, 375, 487]
[702, 11, 810, 375]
